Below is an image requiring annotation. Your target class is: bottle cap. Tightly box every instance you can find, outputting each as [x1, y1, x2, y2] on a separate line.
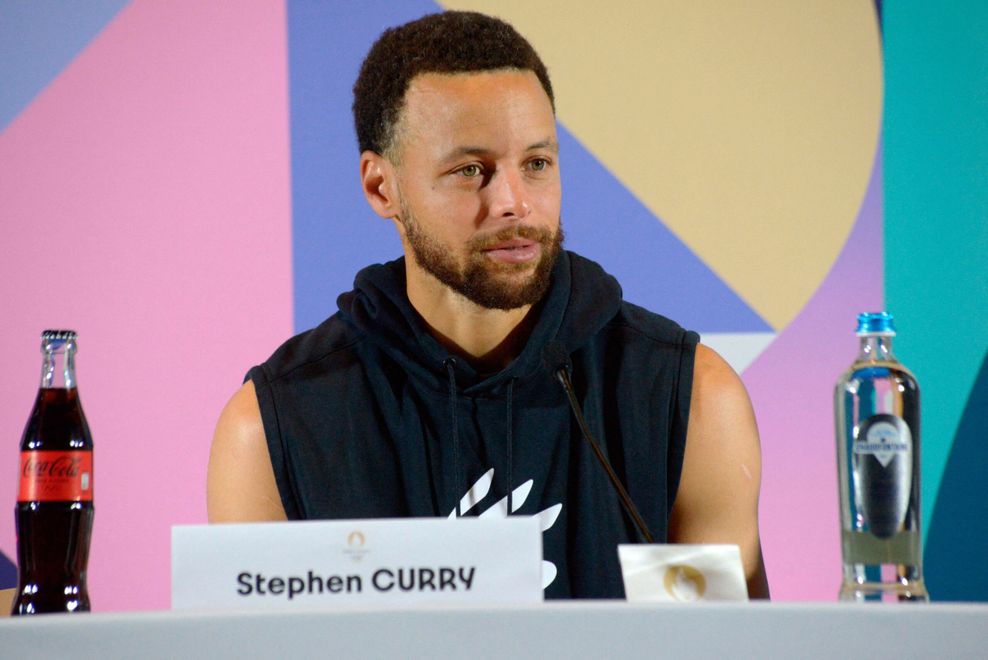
[41, 329, 78, 351]
[856, 312, 896, 336]
[41, 329, 77, 340]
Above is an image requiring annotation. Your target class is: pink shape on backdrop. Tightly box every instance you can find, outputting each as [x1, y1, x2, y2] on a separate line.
[0, 0, 292, 611]
[742, 149, 884, 600]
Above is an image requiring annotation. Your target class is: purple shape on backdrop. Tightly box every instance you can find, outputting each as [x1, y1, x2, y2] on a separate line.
[742, 147, 884, 600]
[559, 126, 771, 332]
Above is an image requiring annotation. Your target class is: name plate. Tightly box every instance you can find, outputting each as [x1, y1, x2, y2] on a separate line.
[172, 517, 543, 610]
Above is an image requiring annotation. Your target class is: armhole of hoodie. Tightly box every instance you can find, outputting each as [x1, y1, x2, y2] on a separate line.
[666, 329, 700, 513]
[245, 365, 303, 519]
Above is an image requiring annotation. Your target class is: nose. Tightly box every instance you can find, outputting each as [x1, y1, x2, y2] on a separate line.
[486, 168, 531, 220]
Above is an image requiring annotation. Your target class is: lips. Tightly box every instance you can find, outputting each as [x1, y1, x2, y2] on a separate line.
[480, 238, 540, 264]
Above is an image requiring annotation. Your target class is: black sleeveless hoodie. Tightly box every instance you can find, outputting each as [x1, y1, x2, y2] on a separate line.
[248, 250, 698, 599]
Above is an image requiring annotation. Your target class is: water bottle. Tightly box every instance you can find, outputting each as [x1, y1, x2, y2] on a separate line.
[834, 312, 928, 602]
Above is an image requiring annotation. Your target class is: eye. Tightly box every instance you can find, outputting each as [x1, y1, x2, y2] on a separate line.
[529, 158, 549, 172]
[459, 164, 482, 178]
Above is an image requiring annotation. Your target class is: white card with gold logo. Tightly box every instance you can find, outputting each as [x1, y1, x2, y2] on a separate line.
[617, 544, 748, 602]
[172, 518, 542, 610]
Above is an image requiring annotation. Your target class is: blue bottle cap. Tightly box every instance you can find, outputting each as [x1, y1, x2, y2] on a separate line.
[856, 312, 896, 336]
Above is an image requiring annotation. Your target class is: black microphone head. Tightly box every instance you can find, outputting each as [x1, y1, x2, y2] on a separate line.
[542, 341, 571, 375]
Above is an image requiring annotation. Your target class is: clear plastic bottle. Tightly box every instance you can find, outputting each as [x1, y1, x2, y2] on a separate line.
[835, 312, 928, 602]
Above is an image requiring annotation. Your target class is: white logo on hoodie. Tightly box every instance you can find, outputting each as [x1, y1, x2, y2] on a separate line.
[448, 468, 562, 588]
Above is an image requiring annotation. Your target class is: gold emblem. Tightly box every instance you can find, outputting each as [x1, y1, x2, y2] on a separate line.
[663, 564, 706, 601]
[343, 530, 369, 562]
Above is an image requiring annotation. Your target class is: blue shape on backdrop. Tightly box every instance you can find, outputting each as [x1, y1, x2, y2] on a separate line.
[0, 550, 15, 589]
[288, 0, 770, 334]
[287, 0, 436, 331]
[925, 348, 988, 601]
[0, 0, 131, 132]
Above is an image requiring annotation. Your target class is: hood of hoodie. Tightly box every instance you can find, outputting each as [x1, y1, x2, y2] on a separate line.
[336, 250, 623, 393]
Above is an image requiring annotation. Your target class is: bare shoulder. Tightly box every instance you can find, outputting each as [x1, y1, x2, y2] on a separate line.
[679, 344, 761, 474]
[670, 343, 770, 598]
[692, 344, 753, 416]
[207, 380, 287, 522]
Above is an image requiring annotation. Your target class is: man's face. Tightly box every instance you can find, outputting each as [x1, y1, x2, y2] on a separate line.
[389, 70, 562, 310]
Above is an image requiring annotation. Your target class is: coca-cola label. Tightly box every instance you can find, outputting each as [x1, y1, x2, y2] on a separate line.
[18, 451, 93, 502]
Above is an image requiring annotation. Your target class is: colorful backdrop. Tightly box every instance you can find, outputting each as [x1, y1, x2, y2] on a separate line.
[1, 0, 985, 610]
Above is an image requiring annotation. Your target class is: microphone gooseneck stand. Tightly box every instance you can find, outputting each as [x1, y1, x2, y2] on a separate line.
[544, 343, 655, 544]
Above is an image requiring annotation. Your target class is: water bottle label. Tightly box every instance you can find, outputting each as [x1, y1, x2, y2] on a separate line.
[853, 414, 911, 467]
[18, 451, 94, 502]
[853, 414, 912, 539]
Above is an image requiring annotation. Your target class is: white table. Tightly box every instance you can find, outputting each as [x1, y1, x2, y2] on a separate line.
[2, 601, 986, 659]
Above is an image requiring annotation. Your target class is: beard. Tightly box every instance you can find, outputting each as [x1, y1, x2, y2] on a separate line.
[400, 202, 563, 310]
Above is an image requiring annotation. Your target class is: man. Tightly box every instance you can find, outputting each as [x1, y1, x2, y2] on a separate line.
[209, 11, 768, 599]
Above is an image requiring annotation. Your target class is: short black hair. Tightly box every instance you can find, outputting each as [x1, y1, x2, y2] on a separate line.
[352, 11, 555, 157]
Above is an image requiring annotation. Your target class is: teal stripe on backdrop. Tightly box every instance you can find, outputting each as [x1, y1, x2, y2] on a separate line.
[925, 347, 988, 600]
[883, 0, 988, 538]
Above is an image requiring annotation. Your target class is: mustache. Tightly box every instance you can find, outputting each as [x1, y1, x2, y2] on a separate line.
[469, 225, 555, 251]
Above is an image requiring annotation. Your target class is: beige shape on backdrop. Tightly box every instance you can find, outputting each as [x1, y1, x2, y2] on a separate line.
[443, 0, 883, 330]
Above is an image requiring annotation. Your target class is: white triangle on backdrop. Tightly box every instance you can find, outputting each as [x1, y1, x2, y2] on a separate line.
[699, 332, 777, 375]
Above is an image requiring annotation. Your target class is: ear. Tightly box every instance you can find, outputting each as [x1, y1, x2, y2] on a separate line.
[360, 151, 400, 219]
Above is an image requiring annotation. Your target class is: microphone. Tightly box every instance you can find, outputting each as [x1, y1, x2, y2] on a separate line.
[542, 342, 655, 544]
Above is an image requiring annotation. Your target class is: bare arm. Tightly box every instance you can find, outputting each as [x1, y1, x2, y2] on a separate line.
[669, 344, 770, 599]
[207, 380, 287, 522]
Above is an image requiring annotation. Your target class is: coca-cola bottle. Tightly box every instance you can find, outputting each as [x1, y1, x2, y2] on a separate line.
[12, 329, 94, 615]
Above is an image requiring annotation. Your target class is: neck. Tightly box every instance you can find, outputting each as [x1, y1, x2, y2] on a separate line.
[405, 263, 537, 373]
